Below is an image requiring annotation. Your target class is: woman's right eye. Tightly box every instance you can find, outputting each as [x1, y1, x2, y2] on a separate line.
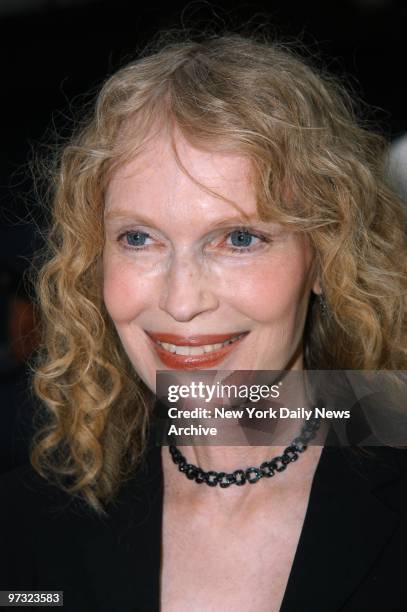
[119, 230, 152, 249]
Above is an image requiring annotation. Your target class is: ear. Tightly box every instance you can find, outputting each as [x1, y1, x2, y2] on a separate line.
[312, 277, 322, 295]
[310, 258, 322, 295]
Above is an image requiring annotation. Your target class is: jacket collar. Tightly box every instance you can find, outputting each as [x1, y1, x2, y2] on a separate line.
[80, 440, 163, 611]
[280, 445, 403, 612]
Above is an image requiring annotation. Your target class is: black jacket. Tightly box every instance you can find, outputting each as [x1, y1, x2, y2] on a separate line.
[1, 442, 407, 611]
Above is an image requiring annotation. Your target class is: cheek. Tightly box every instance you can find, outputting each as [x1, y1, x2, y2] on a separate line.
[215, 254, 312, 324]
[102, 255, 155, 324]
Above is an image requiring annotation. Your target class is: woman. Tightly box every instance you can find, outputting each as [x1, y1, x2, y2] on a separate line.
[1, 34, 406, 611]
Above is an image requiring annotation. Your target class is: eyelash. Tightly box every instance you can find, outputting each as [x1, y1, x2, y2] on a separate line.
[117, 228, 271, 254]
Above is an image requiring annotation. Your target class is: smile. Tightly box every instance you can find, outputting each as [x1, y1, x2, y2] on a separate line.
[156, 334, 244, 355]
[145, 331, 249, 369]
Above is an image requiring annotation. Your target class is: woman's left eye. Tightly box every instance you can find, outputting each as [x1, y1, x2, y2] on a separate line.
[224, 229, 264, 251]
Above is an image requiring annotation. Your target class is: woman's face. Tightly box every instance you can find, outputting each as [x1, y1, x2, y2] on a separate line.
[103, 133, 319, 391]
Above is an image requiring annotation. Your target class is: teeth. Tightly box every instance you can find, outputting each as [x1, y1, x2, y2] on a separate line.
[161, 342, 176, 353]
[174, 346, 191, 355]
[156, 334, 244, 356]
[190, 346, 206, 355]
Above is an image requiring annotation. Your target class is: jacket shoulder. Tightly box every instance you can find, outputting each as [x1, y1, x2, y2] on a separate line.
[0, 463, 93, 523]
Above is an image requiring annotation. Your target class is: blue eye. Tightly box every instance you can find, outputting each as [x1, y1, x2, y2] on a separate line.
[228, 229, 256, 248]
[125, 231, 149, 247]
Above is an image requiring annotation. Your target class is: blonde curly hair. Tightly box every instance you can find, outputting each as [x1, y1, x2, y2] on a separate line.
[31, 34, 407, 512]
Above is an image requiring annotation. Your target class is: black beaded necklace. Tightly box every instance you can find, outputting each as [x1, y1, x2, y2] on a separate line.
[169, 414, 321, 488]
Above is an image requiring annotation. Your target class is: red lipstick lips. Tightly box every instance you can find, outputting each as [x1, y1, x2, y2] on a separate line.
[146, 331, 249, 369]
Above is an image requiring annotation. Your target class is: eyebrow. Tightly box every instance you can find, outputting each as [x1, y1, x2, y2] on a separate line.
[104, 210, 263, 228]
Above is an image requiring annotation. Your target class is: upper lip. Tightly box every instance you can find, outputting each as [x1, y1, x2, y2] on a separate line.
[145, 331, 248, 346]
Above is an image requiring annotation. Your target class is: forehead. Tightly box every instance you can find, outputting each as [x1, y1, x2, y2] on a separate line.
[104, 133, 258, 223]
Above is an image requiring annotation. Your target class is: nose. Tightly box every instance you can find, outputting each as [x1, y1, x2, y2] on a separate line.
[158, 253, 219, 322]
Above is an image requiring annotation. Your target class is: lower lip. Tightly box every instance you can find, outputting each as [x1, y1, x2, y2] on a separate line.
[148, 333, 249, 369]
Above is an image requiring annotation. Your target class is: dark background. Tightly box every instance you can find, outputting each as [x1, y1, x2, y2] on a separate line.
[0, 0, 406, 472]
